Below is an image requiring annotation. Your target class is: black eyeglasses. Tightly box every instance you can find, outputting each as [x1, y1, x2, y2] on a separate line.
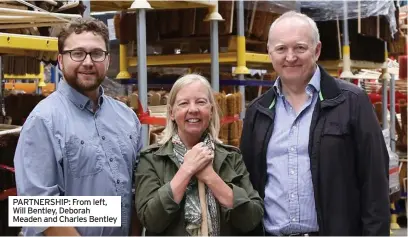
[61, 49, 109, 62]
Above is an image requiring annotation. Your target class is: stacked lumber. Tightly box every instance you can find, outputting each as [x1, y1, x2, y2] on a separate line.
[0, 1, 85, 66]
[2, 56, 41, 75]
[388, 32, 407, 56]
[215, 92, 242, 146]
[245, 1, 280, 41]
[112, 1, 397, 64]
[147, 105, 167, 145]
[125, 91, 244, 146]
[113, 1, 281, 54]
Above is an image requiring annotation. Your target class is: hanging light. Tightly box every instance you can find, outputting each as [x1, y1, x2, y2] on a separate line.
[129, 0, 152, 10]
[204, 2, 224, 21]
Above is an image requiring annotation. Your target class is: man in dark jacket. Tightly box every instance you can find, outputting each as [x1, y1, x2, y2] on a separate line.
[240, 11, 390, 236]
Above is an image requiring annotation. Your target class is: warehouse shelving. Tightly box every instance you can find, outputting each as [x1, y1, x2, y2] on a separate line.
[0, 33, 58, 55]
[127, 52, 271, 68]
[0, 33, 58, 97]
[0, 1, 405, 234]
[100, 0, 395, 145]
[0, 2, 80, 205]
[127, 52, 385, 70]
[89, 0, 225, 146]
[0, 4, 81, 29]
[3, 62, 47, 94]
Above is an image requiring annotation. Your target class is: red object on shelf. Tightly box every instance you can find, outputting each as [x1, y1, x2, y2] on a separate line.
[389, 166, 399, 175]
[140, 114, 167, 126]
[372, 88, 407, 100]
[0, 164, 15, 173]
[135, 100, 240, 126]
[368, 91, 407, 113]
[221, 115, 240, 124]
[368, 92, 382, 104]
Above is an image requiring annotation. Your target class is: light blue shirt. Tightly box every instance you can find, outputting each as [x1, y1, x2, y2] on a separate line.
[264, 67, 321, 235]
[14, 79, 143, 236]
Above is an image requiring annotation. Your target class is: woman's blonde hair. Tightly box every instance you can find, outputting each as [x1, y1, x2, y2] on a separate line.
[159, 73, 221, 144]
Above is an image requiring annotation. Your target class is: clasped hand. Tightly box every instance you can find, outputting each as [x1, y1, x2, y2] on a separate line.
[181, 142, 215, 182]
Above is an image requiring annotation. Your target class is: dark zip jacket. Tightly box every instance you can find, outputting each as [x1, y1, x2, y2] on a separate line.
[240, 66, 390, 236]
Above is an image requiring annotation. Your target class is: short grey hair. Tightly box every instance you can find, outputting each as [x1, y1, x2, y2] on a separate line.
[159, 73, 221, 145]
[267, 11, 320, 48]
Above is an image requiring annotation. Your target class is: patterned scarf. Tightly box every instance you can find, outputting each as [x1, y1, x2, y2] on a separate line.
[172, 133, 220, 236]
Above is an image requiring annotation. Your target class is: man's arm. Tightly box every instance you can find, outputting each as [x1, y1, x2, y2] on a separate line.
[130, 205, 143, 236]
[14, 115, 76, 236]
[130, 116, 143, 236]
[354, 91, 390, 235]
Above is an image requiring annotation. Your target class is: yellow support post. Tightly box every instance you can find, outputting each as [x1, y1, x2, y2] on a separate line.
[234, 35, 249, 75]
[116, 44, 131, 79]
[38, 62, 46, 87]
[380, 42, 391, 81]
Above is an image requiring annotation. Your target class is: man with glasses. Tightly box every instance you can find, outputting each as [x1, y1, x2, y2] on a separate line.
[14, 18, 143, 236]
[240, 11, 390, 236]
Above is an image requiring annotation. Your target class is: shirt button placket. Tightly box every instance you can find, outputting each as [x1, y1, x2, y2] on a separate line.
[288, 120, 299, 228]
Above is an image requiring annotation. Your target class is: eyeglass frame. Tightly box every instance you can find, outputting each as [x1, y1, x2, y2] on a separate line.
[61, 49, 110, 62]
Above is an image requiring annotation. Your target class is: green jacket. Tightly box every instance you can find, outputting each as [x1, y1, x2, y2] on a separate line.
[134, 140, 264, 236]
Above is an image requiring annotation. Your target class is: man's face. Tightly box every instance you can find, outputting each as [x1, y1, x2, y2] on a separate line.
[267, 18, 321, 83]
[58, 31, 110, 93]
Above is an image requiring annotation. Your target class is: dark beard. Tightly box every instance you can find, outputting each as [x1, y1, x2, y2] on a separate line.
[62, 70, 104, 93]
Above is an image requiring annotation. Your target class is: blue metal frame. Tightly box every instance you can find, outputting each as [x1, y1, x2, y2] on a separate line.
[116, 78, 275, 87]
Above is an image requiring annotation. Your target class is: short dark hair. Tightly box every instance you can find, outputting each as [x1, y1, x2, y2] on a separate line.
[58, 17, 110, 53]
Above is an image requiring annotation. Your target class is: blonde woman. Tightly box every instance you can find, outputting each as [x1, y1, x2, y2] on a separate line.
[135, 74, 264, 236]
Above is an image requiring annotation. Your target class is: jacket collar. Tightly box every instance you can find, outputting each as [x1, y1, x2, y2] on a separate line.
[256, 65, 345, 111]
[154, 139, 230, 173]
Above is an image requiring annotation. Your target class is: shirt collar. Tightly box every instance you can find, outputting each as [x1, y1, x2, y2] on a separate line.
[273, 66, 321, 97]
[58, 79, 104, 110]
[309, 66, 321, 93]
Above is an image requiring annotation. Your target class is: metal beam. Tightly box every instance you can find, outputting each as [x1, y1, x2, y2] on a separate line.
[236, 0, 247, 119]
[382, 78, 388, 129]
[128, 52, 271, 67]
[0, 33, 57, 52]
[137, 9, 149, 147]
[390, 74, 396, 152]
[210, 20, 219, 92]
